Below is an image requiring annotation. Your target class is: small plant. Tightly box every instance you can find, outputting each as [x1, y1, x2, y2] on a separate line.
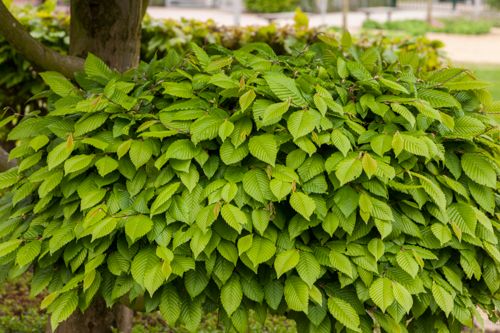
[244, 0, 299, 13]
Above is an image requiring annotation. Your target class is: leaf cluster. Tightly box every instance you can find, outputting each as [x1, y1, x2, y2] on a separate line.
[0, 31, 499, 332]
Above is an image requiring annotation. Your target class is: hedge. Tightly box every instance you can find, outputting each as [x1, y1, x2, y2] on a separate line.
[0, 27, 498, 332]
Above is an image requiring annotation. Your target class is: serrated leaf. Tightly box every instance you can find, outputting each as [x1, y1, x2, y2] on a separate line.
[64, 154, 94, 174]
[432, 282, 454, 316]
[290, 192, 316, 220]
[160, 286, 182, 326]
[248, 134, 278, 166]
[125, 215, 153, 244]
[287, 110, 320, 140]
[461, 153, 496, 188]
[221, 275, 243, 316]
[284, 276, 309, 313]
[40, 71, 77, 97]
[129, 140, 153, 169]
[274, 249, 300, 278]
[296, 252, 321, 288]
[327, 297, 361, 332]
[47, 142, 73, 170]
[335, 157, 362, 186]
[264, 73, 307, 107]
[221, 204, 247, 233]
[369, 277, 394, 312]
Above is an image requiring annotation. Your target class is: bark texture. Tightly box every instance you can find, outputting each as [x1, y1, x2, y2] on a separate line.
[69, 0, 147, 71]
[46, 298, 133, 333]
[0, 2, 84, 78]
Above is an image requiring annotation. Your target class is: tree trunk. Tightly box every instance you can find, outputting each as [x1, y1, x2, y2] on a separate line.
[46, 298, 134, 333]
[69, 0, 147, 71]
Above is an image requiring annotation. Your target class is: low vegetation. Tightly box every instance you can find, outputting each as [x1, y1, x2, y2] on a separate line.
[363, 18, 493, 36]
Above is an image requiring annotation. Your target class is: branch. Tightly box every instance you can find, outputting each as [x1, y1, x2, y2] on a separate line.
[0, 2, 84, 78]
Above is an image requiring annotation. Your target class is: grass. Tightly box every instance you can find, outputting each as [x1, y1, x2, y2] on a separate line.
[466, 64, 500, 100]
[362, 17, 493, 36]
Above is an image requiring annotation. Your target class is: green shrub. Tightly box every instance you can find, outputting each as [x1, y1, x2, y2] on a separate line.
[363, 18, 492, 36]
[244, 0, 299, 13]
[0, 30, 499, 332]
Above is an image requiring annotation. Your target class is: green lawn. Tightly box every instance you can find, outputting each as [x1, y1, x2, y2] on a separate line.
[465, 64, 500, 100]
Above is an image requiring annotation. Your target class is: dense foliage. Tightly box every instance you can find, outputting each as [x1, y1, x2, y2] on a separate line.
[0, 27, 499, 332]
[0, 2, 446, 117]
[363, 18, 493, 36]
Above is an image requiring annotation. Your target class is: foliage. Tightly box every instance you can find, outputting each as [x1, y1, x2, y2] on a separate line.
[0, 3, 446, 118]
[0, 28, 499, 331]
[487, 0, 500, 9]
[363, 17, 493, 36]
[0, 275, 296, 332]
[244, 0, 299, 13]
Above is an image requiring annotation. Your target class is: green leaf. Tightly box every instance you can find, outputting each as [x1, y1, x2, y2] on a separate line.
[16, 240, 41, 266]
[129, 140, 153, 169]
[50, 291, 79, 331]
[246, 236, 276, 267]
[47, 142, 73, 170]
[125, 215, 153, 244]
[40, 71, 77, 97]
[369, 277, 394, 312]
[432, 282, 454, 316]
[91, 217, 118, 241]
[221, 204, 247, 233]
[64, 154, 94, 174]
[396, 251, 419, 278]
[218, 120, 234, 142]
[461, 153, 496, 188]
[248, 134, 278, 166]
[287, 110, 321, 140]
[327, 297, 361, 332]
[290, 192, 316, 220]
[284, 276, 309, 313]
[242, 169, 272, 203]
[329, 250, 353, 278]
[150, 182, 180, 216]
[296, 252, 321, 288]
[162, 82, 193, 98]
[0, 239, 22, 258]
[239, 89, 256, 112]
[274, 249, 300, 278]
[180, 298, 202, 332]
[220, 141, 249, 165]
[221, 275, 243, 316]
[160, 286, 182, 326]
[367, 238, 385, 261]
[84, 53, 114, 81]
[392, 281, 413, 313]
[95, 156, 119, 177]
[264, 73, 307, 107]
[431, 223, 452, 245]
[335, 156, 362, 186]
[261, 101, 289, 125]
[165, 139, 200, 160]
[331, 130, 351, 157]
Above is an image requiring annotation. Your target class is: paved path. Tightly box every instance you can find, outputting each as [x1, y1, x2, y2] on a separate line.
[147, 6, 500, 65]
[428, 28, 500, 65]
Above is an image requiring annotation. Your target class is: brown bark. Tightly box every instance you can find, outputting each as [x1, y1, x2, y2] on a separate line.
[0, 1, 84, 78]
[46, 298, 133, 333]
[69, 0, 147, 72]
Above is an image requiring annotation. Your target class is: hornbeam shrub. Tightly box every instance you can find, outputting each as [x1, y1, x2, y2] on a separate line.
[0, 32, 499, 332]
